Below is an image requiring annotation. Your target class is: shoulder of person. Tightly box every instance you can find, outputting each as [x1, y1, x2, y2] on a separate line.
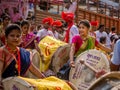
[95, 30, 99, 33]
[116, 39, 120, 45]
[20, 48, 30, 54]
[71, 25, 78, 28]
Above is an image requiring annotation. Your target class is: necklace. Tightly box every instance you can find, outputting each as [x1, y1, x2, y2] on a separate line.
[5, 45, 21, 76]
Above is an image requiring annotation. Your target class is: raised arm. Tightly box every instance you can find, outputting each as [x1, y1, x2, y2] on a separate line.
[96, 42, 112, 53]
[70, 43, 75, 67]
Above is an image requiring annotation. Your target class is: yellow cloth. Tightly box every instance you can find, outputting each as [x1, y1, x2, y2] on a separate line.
[19, 76, 72, 90]
[38, 36, 67, 72]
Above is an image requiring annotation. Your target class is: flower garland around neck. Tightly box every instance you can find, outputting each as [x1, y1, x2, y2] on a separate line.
[5, 45, 21, 76]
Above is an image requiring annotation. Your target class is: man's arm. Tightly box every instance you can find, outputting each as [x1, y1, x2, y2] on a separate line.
[110, 40, 120, 71]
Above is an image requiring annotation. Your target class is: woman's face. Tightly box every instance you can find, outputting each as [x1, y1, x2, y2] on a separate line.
[3, 18, 10, 26]
[21, 24, 29, 34]
[79, 23, 89, 37]
[6, 29, 21, 47]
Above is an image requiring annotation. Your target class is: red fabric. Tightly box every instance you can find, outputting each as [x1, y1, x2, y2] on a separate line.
[61, 12, 74, 23]
[52, 20, 62, 27]
[64, 22, 73, 43]
[90, 21, 99, 26]
[42, 17, 53, 25]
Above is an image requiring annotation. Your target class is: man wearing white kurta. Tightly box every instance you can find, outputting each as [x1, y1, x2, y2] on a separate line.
[37, 17, 54, 41]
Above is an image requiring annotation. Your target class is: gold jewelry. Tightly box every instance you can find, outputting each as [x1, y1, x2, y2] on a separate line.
[15, 64, 18, 69]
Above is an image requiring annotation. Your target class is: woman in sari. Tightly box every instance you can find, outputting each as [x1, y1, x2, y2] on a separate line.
[58, 20, 111, 80]
[20, 20, 44, 78]
[0, 15, 10, 45]
[0, 24, 45, 88]
[20, 20, 39, 49]
[70, 20, 112, 67]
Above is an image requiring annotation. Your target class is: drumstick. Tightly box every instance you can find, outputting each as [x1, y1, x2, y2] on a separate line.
[80, 59, 98, 73]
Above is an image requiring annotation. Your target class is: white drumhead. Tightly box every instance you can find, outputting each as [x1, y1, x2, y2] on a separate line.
[51, 44, 70, 73]
[69, 49, 110, 90]
[2, 77, 34, 90]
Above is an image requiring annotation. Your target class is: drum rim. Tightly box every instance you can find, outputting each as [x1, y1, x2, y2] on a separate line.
[50, 44, 70, 73]
[2, 77, 34, 89]
[88, 72, 120, 90]
[69, 49, 110, 89]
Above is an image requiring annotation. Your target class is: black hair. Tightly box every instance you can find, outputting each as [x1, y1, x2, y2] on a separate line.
[111, 26, 116, 32]
[97, 24, 104, 30]
[2, 15, 10, 21]
[26, 17, 32, 20]
[64, 0, 72, 4]
[37, 24, 42, 29]
[110, 34, 119, 43]
[100, 37, 106, 44]
[5, 24, 21, 37]
[61, 20, 68, 27]
[21, 20, 30, 27]
[14, 21, 21, 26]
[0, 18, 2, 22]
[78, 20, 91, 29]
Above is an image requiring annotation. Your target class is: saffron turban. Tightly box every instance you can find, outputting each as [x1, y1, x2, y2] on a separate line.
[61, 12, 74, 22]
[52, 20, 62, 27]
[42, 17, 53, 25]
[90, 21, 99, 26]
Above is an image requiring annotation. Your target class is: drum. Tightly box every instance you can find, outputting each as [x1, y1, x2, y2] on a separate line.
[2, 77, 35, 90]
[88, 72, 120, 90]
[26, 49, 41, 78]
[2, 76, 75, 90]
[69, 49, 110, 90]
[38, 36, 70, 72]
[51, 44, 70, 73]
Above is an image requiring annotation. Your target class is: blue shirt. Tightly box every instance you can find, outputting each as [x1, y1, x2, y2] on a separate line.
[111, 39, 120, 65]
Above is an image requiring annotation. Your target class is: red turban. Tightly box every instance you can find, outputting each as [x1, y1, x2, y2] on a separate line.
[61, 12, 74, 22]
[42, 17, 53, 25]
[90, 21, 99, 26]
[52, 20, 62, 27]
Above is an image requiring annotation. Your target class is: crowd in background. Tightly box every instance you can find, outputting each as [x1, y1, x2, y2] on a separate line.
[0, 1, 120, 89]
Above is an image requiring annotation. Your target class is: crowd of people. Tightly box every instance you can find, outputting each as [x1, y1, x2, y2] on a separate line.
[0, 2, 120, 89]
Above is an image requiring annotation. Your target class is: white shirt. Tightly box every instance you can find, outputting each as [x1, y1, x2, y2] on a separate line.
[95, 30, 108, 42]
[37, 28, 54, 40]
[67, 1, 77, 14]
[106, 34, 111, 48]
[69, 25, 79, 44]
[53, 31, 59, 39]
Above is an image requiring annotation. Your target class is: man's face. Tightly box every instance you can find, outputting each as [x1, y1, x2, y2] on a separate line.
[43, 23, 50, 29]
[99, 26, 105, 32]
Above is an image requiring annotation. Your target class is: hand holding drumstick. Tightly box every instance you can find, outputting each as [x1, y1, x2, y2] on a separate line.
[80, 59, 107, 78]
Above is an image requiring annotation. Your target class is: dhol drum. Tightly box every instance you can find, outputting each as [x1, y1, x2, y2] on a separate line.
[2, 76, 76, 90]
[26, 49, 41, 78]
[38, 36, 70, 72]
[2, 77, 35, 90]
[51, 44, 70, 73]
[88, 72, 120, 90]
[69, 49, 110, 90]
